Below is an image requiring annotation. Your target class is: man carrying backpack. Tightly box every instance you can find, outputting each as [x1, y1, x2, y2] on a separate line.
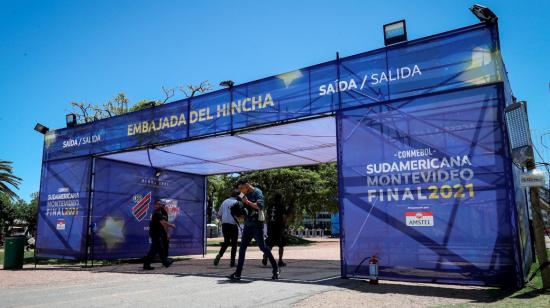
[228, 180, 279, 280]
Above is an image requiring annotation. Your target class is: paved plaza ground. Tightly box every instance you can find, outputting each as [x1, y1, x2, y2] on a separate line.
[0, 239, 548, 307]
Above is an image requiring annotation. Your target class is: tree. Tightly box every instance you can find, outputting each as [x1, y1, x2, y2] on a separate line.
[206, 163, 338, 227]
[68, 81, 212, 123]
[69, 92, 131, 123]
[0, 192, 39, 236]
[0, 160, 21, 200]
[128, 99, 162, 112]
[0, 193, 18, 234]
[179, 81, 212, 98]
[19, 192, 39, 230]
[207, 175, 222, 223]
[208, 174, 237, 223]
[102, 92, 129, 117]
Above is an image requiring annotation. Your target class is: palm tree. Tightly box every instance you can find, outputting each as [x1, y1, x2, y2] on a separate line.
[0, 160, 21, 200]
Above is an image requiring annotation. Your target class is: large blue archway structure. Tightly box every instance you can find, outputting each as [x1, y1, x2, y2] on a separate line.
[36, 22, 532, 287]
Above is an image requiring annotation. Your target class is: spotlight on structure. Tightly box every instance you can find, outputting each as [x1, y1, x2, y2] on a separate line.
[34, 123, 49, 134]
[383, 20, 407, 46]
[470, 4, 498, 24]
[155, 168, 162, 178]
[219, 80, 235, 88]
[66, 113, 77, 128]
[504, 101, 533, 166]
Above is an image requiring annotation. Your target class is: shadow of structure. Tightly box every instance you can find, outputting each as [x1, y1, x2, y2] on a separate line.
[91, 258, 342, 283]
[26, 257, 517, 305]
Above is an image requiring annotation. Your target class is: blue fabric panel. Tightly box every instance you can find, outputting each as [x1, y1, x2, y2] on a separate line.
[338, 84, 522, 286]
[43, 24, 502, 162]
[90, 158, 205, 259]
[36, 157, 91, 259]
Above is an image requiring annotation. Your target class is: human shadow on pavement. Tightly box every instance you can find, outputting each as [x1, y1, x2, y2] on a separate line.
[24, 257, 516, 305]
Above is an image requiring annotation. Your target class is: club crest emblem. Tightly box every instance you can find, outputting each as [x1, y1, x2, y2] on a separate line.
[132, 192, 152, 221]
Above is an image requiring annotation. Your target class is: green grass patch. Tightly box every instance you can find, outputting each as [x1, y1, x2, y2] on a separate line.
[449, 248, 550, 307]
[207, 238, 224, 247]
[490, 249, 550, 306]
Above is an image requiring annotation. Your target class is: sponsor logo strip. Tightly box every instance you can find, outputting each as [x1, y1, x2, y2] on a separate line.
[405, 211, 434, 227]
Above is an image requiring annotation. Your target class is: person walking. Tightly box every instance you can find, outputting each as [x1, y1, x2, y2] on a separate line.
[214, 190, 241, 267]
[263, 192, 289, 267]
[228, 180, 279, 280]
[143, 200, 175, 270]
[160, 202, 170, 259]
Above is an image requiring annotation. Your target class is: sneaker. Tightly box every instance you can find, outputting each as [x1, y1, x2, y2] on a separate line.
[262, 255, 268, 266]
[143, 265, 155, 270]
[272, 271, 280, 280]
[228, 273, 241, 281]
[214, 254, 221, 266]
[278, 260, 286, 267]
[230, 261, 236, 268]
[163, 260, 173, 268]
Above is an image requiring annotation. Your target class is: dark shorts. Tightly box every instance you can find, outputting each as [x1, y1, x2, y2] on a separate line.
[266, 223, 287, 247]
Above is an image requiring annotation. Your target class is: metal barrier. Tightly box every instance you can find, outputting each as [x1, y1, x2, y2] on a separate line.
[289, 228, 326, 238]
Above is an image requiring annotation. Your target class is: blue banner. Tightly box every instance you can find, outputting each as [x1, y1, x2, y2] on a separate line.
[36, 157, 91, 259]
[43, 23, 502, 161]
[338, 84, 525, 285]
[90, 158, 205, 259]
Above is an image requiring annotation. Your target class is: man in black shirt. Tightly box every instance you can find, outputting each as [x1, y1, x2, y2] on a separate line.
[263, 192, 289, 267]
[160, 203, 170, 259]
[143, 200, 176, 270]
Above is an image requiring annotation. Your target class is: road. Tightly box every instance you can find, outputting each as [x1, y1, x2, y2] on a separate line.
[0, 239, 507, 308]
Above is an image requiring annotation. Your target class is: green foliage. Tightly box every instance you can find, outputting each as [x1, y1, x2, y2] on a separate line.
[209, 174, 238, 210]
[0, 192, 38, 234]
[19, 192, 39, 228]
[68, 81, 212, 123]
[207, 163, 338, 226]
[0, 193, 18, 232]
[69, 92, 132, 123]
[103, 92, 130, 116]
[0, 160, 21, 200]
[128, 99, 162, 112]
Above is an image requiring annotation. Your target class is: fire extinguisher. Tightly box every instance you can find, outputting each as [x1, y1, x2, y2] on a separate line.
[368, 255, 379, 285]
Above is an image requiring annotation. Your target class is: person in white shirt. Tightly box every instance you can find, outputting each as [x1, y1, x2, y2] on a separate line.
[214, 191, 241, 267]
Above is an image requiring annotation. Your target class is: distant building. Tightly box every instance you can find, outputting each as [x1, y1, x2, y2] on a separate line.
[302, 211, 332, 229]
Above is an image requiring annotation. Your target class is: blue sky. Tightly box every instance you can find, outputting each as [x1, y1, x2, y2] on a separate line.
[0, 0, 548, 201]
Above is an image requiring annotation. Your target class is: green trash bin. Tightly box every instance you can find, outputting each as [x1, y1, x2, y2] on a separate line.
[3, 236, 26, 269]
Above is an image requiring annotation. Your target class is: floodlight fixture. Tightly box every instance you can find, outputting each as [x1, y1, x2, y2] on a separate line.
[383, 20, 407, 46]
[505, 101, 534, 166]
[66, 113, 77, 128]
[219, 80, 235, 88]
[34, 123, 49, 134]
[155, 168, 162, 178]
[470, 4, 498, 24]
